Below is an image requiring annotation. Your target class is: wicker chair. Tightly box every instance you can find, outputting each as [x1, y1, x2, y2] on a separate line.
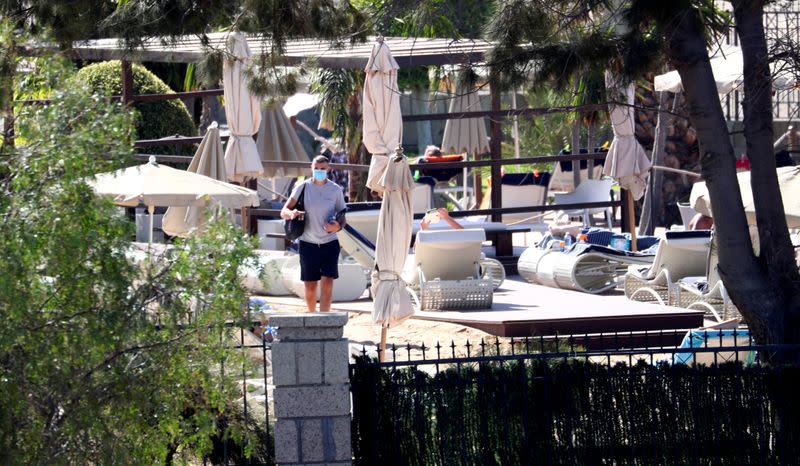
[674, 237, 742, 323]
[411, 229, 493, 311]
[624, 230, 712, 305]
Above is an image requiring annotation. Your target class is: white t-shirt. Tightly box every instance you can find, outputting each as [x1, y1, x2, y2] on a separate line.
[289, 179, 346, 244]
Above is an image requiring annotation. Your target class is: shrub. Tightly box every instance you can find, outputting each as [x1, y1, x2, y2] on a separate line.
[76, 60, 197, 154]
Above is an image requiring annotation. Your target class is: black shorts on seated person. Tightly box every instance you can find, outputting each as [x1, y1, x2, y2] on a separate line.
[298, 240, 340, 281]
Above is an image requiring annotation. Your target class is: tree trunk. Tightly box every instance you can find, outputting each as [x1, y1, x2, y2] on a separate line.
[571, 80, 582, 189]
[666, 6, 781, 345]
[1, 38, 14, 153]
[586, 121, 595, 179]
[638, 91, 677, 236]
[732, 0, 800, 346]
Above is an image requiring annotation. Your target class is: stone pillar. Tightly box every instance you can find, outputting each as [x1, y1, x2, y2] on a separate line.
[271, 313, 351, 466]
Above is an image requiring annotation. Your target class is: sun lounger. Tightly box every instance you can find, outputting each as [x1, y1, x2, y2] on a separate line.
[550, 148, 607, 193]
[624, 230, 712, 305]
[339, 223, 504, 291]
[411, 228, 493, 310]
[674, 236, 742, 323]
[519, 242, 656, 294]
[499, 172, 551, 231]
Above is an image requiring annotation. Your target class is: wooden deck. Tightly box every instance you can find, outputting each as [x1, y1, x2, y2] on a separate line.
[261, 277, 705, 342]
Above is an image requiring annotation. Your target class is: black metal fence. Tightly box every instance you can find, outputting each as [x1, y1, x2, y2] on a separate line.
[201, 324, 274, 466]
[350, 330, 800, 466]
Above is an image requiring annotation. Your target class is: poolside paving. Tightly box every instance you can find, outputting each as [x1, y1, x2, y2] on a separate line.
[261, 276, 704, 344]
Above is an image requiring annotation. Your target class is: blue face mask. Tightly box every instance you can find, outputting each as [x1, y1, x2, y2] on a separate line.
[312, 169, 327, 181]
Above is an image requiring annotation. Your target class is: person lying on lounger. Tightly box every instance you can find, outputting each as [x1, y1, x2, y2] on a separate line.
[420, 208, 463, 231]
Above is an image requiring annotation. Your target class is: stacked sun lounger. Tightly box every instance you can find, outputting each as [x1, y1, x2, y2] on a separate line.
[518, 239, 657, 294]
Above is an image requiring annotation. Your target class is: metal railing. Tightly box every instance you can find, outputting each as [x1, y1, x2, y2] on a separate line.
[199, 323, 274, 466]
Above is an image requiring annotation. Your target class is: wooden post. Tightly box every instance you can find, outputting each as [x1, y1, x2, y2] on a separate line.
[620, 188, 631, 233]
[121, 60, 134, 106]
[626, 190, 637, 252]
[489, 79, 503, 223]
[379, 326, 387, 362]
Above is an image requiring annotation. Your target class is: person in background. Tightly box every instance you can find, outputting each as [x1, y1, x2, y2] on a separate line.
[281, 155, 346, 312]
[688, 213, 714, 231]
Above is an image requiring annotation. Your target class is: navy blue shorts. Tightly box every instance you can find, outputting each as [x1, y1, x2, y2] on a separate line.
[298, 240, 340, 281]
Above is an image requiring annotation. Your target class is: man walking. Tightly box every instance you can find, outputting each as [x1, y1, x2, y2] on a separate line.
[281, 156, 347, 312]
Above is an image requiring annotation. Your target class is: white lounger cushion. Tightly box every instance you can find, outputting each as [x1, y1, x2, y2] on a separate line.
[414, 228, 486, 281]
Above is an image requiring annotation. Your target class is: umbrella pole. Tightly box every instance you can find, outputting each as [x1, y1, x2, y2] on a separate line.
[626, 190, 638, 251]
[148, 204, 155, 245]
[379, 326, 388, 362]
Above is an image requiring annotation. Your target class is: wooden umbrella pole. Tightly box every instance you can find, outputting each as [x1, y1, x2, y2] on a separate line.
[626, 190, 638, 251]
[379, 326, 388, 362]
[241, 206, 248, 233]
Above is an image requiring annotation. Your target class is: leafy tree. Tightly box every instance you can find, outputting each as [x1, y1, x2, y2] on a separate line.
[488, 0, 800, 347]
[0, 77, 261, 463]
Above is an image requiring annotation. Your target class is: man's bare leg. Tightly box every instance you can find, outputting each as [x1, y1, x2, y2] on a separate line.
[304, 281, 318, 312]
[319, 276, 334, 312]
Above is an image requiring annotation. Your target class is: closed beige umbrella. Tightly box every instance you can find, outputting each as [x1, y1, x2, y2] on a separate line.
[256, 103, 307, 179]
[603, 72, 652, 251]
[603, 72, 651, 200]
[223, 32, 263, 182]
[162, 122, 227, 237]
[362, 37, 402, 194]
[690, 166, 800, 228]
[371, 150, 415, 327]
[441, 86, 489, 203]
[91, 156, 259, 243]
[362, 38, 414, 360]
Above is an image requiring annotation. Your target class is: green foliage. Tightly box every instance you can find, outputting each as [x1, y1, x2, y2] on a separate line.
[0, 85, 261, 464]
[311, 67, 362, 145]
[352, 357, 800, 465]
[75, 61, 197, 154]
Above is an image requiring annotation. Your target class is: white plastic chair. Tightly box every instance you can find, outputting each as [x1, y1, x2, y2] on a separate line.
[553, 178, 615, 229]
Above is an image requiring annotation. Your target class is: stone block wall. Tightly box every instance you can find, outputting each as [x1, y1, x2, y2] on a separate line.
[271, 313, 352, 466]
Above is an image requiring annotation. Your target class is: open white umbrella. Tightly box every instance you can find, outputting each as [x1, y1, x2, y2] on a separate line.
[604, 71, 652, 251]
[162, 122, 227, 237]
[223, 32, 263, 182]
[441, 86, 489, 204]
[362, 37, 402, 195]
[654, 44, 793, 94]
[256, 103, 308, 179]
[690, 166, 800, 228]
[91, 156, 259, 243]
[282, 92, 319, 118]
